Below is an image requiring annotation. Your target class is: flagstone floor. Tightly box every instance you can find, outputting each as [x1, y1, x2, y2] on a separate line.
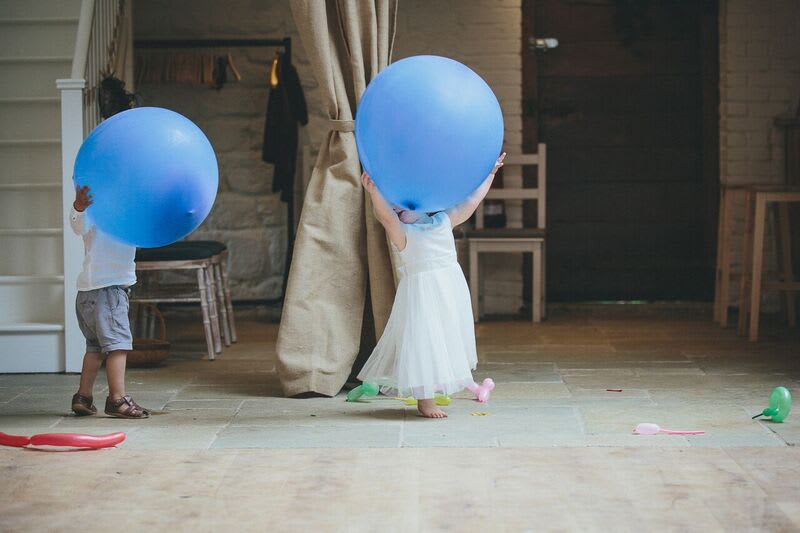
[2, 306, 799, 531]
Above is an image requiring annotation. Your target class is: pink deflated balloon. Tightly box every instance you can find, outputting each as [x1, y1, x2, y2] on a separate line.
[634, 423, 705, 435]
[634, 423, 661, 435]
[466, 378, 495, 403]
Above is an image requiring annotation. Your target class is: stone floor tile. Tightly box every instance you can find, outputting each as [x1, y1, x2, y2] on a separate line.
[401, 406, 581, 447]
[212, 424, 401, 448]
[165, 399, 244, 411]
[121, 426, 222, 450]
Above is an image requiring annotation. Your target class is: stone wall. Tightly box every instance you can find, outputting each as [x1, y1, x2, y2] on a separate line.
[718, 0, 800, 307]
[133, 0, 320, 300]
[133, 0, 523, 311]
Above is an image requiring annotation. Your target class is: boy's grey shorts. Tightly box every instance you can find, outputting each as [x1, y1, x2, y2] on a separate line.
[75, 286, 132, 353]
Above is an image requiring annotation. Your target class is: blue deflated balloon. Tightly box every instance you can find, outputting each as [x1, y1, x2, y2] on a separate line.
[355, 55, 504, 213]
[73, 107, 218, 248]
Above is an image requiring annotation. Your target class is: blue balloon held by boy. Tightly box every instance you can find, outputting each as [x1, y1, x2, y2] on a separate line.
[73, 107, 218, 248]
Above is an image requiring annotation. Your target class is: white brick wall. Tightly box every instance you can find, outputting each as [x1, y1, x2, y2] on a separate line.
[720, 0, 800, 185]
[719, 0, 800, 308]
[394, 0, 525, 315]
[134, 0, 524, 311]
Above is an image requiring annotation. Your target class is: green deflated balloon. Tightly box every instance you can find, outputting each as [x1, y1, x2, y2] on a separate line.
[346, 383, 379, 402]
[402, 394, 451, 406]
[753, 386, 792, 423]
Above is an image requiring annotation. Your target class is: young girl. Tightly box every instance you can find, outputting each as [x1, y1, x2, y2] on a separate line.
[358, 153, 506, 418]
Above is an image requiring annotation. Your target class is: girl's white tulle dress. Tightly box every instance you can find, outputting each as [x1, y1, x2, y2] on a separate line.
[358, 212, 477, 399]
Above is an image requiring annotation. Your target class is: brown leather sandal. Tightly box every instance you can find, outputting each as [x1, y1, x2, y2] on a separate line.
[104, 395, 150, 419]
[71, 393, 97, 416]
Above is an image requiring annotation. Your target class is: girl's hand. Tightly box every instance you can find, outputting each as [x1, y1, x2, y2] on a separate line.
[73, 184, 93, 212]
[361, 172, 377, 194]
[362, 171, 392, 216]
[490, 152, 506, 178]
[445, 151, 507, 227]
[361, 170, 406, 249]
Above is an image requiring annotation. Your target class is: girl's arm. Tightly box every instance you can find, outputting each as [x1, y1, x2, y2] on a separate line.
[446, 152, 506, 227]
[362, 172, 407, 250]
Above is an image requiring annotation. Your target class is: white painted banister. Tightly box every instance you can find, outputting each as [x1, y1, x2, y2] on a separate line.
[56, 0, 128, 372]
[71, 0, 95, 79]
[57, 77, 85, 372]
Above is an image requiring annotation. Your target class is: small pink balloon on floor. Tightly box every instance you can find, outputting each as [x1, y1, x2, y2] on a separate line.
[633, 423, 704, 436]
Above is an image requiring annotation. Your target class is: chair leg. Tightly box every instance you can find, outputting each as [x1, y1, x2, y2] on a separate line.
[717, 189, 735, 327]
[532, 244, 542, 323]
[714, 188, 725, 323]
[213, 261, 231, 346]
[134, 303, 144, 338]
[197, 269, 215, 360]
[777, 202, 797, 327]
[738, 192, 755, 335]
[221, 251, 237, 343]
[205, 265, 222, 354]
[541, 241, 547, 320]
[147, 305, 157, 339]
[748, 195, 767, 341]
[469, 242, 479, 323]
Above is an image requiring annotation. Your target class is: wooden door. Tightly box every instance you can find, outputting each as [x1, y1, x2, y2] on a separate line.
[522, 0, 719, 302]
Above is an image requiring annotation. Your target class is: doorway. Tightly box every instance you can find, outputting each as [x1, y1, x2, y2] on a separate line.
[522, 0, 719, 302]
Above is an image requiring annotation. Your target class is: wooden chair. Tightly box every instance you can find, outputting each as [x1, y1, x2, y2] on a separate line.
[737, 188, 800, 341]
[132, 241, 237, 360]
[466, 144, 547, 322]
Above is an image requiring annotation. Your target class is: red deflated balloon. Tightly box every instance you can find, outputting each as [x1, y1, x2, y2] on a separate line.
[0, 432, 31, 447]
[29, 432, 126, 449]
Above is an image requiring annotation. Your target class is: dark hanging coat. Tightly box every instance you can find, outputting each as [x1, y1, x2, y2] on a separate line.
[262, 52, 308, 203]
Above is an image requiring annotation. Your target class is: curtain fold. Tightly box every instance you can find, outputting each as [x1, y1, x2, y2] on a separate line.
[277, 0, 398, 397]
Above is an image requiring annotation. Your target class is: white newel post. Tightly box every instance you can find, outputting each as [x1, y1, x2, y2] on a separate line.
[57, 78, 86, 373]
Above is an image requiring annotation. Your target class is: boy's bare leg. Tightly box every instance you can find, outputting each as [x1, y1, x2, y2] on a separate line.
[104, 350, 149, 418]
[106, 350, 127, 400]
[78, 352, 103, 397]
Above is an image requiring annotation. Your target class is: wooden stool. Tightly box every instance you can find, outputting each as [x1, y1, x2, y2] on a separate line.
[737, 189, 800, 341]
[133, 243, 231, 360]
[168, 241, 237, 345]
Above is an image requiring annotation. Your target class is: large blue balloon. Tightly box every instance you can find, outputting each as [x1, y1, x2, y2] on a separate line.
[73, 107, 218, 248]
[356, 56, 504, 212]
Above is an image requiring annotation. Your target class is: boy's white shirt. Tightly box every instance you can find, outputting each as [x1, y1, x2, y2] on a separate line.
[69, 207, 136, 291]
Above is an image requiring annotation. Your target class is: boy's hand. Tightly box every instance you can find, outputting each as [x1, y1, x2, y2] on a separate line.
[73, 184, 93, 212]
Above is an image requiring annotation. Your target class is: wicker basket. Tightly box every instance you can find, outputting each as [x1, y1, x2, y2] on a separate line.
[128, 304, 170, 367]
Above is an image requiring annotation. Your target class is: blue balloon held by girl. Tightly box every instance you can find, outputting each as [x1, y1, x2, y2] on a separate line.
[73, 107, 218, 248]
[355, 55, 504, 213]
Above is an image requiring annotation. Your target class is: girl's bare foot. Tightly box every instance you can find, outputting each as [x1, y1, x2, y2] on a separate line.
[418, 398, 447, 418]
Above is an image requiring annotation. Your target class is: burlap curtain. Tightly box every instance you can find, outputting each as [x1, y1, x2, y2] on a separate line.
[277, 0, 399, 397]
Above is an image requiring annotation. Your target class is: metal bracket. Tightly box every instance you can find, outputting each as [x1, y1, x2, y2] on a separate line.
[530, 37, 559, 51]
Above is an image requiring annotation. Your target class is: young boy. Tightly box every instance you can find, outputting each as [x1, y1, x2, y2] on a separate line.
[70, 184, 149, 418]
